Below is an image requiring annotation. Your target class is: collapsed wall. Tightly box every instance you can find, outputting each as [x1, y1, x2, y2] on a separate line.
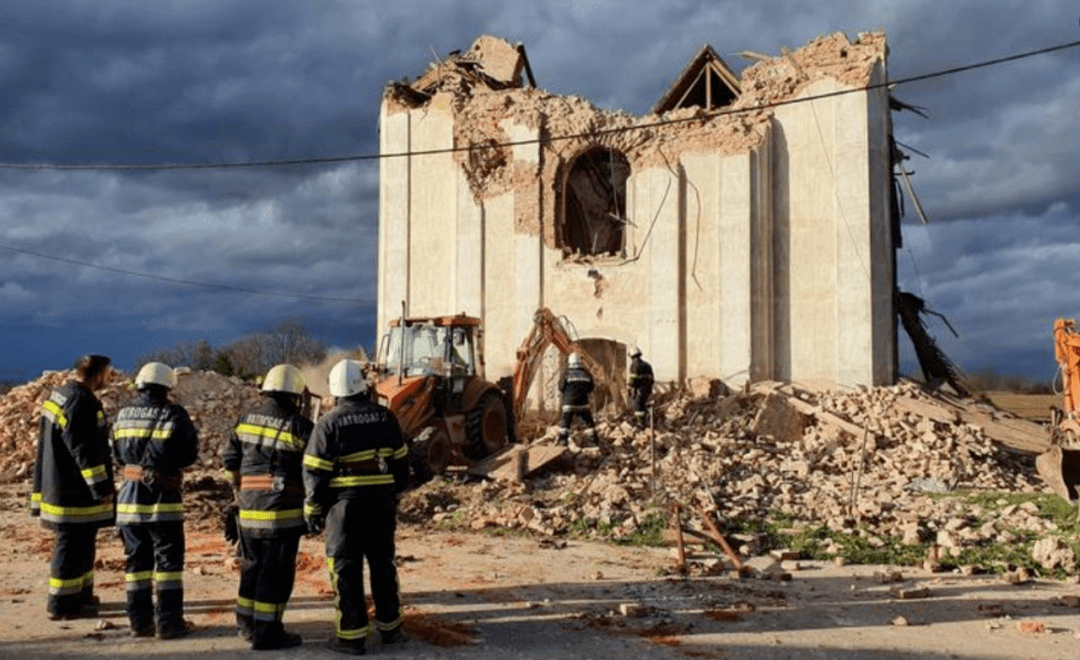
[379, 32, 894, 392]
[383, 31, 885, 251]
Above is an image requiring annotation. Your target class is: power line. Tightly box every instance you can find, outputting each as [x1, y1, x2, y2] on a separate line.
[0, 242, 375, 304]
[0, 38, 1077, 171]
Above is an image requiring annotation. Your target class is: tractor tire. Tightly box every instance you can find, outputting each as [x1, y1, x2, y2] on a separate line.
[408, 425, 452, 486]
[465, 390, 509, 459]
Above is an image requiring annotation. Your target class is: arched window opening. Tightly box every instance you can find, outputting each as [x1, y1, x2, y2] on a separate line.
[560, 147, 629, 257]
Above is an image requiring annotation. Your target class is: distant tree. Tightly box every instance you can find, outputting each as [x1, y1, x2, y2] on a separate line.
[212, 351, 236, 377]
[220, 335, 268, 379]
[192, 340, 216, 371]
[133, 317, 328, 381]
[264, 317, 327, 366]
[965, 367, 1052, 394]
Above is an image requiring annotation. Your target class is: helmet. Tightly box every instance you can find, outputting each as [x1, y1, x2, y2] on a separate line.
[567, 353, 582, 368]
[630, 345, 642, 358]
[262, 364, 306, 395]
[328, 359, 366, 397]
[135, 362, 177, 390]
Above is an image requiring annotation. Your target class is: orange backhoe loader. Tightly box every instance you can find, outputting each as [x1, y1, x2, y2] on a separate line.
[372, 310, 510, 480]
[1036, 318, 1080, 503]
[371, 306, 622, 479]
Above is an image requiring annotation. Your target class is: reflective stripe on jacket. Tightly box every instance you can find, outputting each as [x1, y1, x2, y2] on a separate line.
[302, 395, 407, 519]
[32, 383, 114, 528]
[111, 392, 198, 525]
[221, 396, 314, 535]
[558, 366, 595, 409]
[629, 357, 654, 390]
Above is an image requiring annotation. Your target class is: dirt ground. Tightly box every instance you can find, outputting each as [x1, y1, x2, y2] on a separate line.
[3, 482, 1080, 659]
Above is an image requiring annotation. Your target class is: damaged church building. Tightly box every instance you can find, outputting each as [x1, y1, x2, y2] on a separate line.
[377, 32, 903, 410]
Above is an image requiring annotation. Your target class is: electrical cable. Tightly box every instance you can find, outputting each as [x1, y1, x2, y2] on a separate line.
[0, 39, 1076, 171]
[0, 242, 374, 304]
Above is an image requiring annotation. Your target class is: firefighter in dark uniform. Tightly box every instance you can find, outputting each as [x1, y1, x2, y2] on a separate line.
[303, 359, 408, 656]
[222, 364, 313, 651]
[557, 352, 597, 445]
[32, 354, 115, 621]
[628, 346, 654, 427]
[111, 362, 199, 639]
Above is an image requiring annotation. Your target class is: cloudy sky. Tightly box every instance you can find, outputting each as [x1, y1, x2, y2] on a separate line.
[1, 1, 1078, 385]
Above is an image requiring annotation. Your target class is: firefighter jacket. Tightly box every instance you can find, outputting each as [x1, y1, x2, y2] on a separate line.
[302, 395, 407, 521]
[629, 357, 654, 392]
[222, 395, 314, 536]
[558, 366, 595, 412]
[31, 382, 114, 529]
[111, 391, 199, 525]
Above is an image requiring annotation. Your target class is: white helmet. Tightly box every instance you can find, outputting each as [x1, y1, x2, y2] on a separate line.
[262, 364, 306, 395]
[567, 353, 582, 368]
[328, 359, 366, 397]
[135, 362, 177, 390]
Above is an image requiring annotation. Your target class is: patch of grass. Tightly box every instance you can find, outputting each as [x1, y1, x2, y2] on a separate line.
[613, 511, 668, 548]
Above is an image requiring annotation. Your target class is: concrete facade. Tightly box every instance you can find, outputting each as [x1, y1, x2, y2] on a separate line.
[377, 32, 896, 405]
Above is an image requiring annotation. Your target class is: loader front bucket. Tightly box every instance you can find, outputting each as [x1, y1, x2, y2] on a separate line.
[1035, 446, 1080, 505]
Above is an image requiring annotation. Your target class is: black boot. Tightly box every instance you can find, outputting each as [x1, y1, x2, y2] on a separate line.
[156, 588, 190, 639]
[236, 612, 254, 641]
[328, 636, 366, 655]
[252, 621, 302, 651]
[126, 587, 153, 635]
[380, 626, 407, 645]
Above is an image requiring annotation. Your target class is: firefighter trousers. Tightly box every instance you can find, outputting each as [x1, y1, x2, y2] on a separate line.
[118, 522, 185, 632]
[559, 409, 597, 439]
[631, 386, 652, 424]
[236, 530, 302, 640]
[48, 525, 99, 618]
[324, 493, 403, 641]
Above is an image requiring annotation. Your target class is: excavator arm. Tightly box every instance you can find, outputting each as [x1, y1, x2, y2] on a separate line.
[1035, 318, 1080, 504]
[1054, 318, 1080, 435]
[509, 307, 619, 426]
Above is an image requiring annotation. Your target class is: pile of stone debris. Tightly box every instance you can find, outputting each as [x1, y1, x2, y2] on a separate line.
[3, 368, 1065, 571]
[0, 368, 261, 482]
[401, 380, 1063, 572]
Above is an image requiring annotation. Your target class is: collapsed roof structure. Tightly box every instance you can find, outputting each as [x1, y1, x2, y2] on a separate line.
[377, 32, 900, 410]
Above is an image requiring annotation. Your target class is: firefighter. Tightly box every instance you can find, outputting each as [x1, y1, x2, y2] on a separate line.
[222, 363, 313, 651]
[303, 359, 408, 656]
[628, 346, 654, 427]
[111, 362, 199, 639]
[32, 354, 115, 621]
[557, 352, 597, 445]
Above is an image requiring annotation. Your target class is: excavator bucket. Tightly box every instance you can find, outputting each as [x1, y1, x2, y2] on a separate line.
[1035, 446, 1080, 505]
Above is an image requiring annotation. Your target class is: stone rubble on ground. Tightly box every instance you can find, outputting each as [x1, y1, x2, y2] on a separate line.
[403, 379, 1061, 575]
[0, 370, 1068, 575]
[0, 368, 261, 483]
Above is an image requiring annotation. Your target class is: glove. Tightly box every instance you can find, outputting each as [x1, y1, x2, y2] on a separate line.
[305, 514, 326, 536]
[223, 504, 240, 544]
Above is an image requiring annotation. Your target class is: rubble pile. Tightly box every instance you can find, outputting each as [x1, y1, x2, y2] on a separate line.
[0, 370, 131, 481]
[3, 368, 1059, 568]
[404, 381, 1050, 560]
[0, 369, 261, 482]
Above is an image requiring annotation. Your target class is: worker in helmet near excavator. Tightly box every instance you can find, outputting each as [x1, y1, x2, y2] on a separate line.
[303, 359, 408, 656]
[222, 363, 314, 651]
[111, 362, 199, 639]
[628, 346, 654, 427]
[557, 352, 597, 445]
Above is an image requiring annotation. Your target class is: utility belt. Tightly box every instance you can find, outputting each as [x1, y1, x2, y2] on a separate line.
[337, 457, 387, 476]
[239, 474, 303, 495]
[122, 465, 182, 490]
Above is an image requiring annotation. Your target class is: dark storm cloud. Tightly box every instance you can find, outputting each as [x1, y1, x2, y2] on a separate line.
[1, 0, 1078, 380]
